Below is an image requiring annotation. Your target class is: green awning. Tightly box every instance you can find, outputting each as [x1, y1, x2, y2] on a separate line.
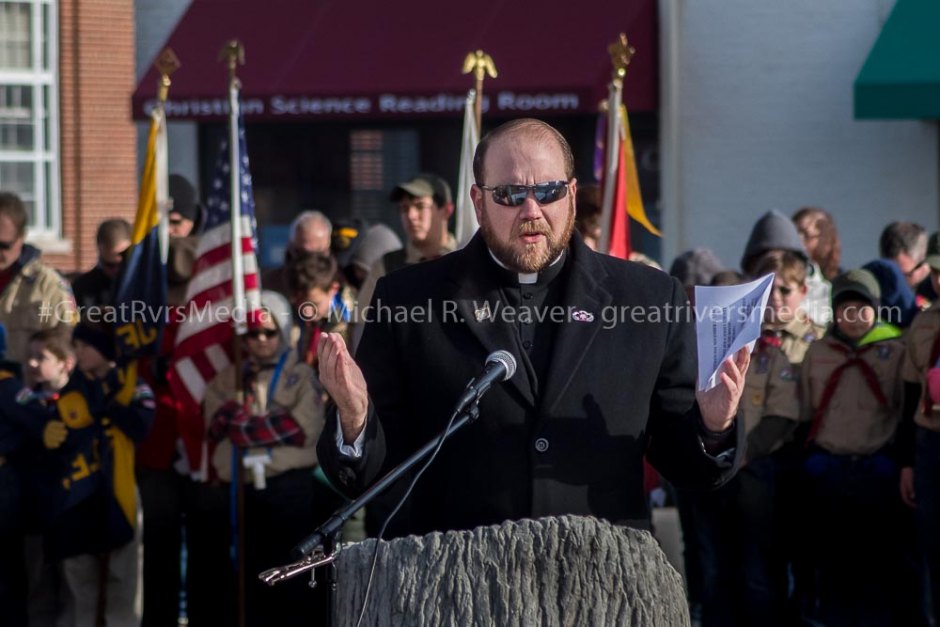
[854, 0, 940, 119]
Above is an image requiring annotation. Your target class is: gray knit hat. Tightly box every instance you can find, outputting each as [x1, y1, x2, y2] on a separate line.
[351, 224, 403, 273]
[741, 210, 808, 273]
[669, 248, 725, 288]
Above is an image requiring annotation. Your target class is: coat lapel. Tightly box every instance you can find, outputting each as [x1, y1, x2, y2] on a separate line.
[448, 235, 536, 408]
[540, 237, 612, 415]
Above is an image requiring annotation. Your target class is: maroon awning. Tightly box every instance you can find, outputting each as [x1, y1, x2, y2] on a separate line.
[133, 0, 657, 121]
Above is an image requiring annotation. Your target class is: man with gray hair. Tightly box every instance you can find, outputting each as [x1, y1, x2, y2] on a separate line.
[863, 221, 929, 328]
[263, 210, 333, 299]
[288, 211, 332, 259]
[879, 221, 928, 289]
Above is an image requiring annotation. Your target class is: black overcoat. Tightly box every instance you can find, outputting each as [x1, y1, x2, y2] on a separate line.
[318, 232, 742, 535]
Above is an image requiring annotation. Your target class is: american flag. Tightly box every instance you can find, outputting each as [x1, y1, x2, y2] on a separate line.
[169, 113, 261, 473]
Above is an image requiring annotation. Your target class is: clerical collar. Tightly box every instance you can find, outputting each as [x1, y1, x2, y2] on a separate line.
[487, 249, 566, 285]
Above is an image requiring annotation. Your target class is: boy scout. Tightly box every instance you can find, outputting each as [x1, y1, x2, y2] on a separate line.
[695, 252, 818, 627]
[898, 233, 940, 618]
[800, 269, 904, 625]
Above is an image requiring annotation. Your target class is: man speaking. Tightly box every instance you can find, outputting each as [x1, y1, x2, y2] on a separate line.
[316, 119, 749, 536]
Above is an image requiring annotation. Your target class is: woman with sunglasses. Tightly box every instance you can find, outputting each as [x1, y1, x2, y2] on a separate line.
[203, 290, 342, 627]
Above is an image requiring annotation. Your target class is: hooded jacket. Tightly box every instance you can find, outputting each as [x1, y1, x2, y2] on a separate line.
[862, 259, 918, 328]
[0, 244, 77, 363]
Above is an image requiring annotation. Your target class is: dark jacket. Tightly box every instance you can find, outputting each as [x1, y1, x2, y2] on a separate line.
[863, 259, 919, 328]
[318, 232, 742, 536]
[71, 265, 113, 312]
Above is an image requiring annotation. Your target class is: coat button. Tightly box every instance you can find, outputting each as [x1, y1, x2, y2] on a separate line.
[534, 438, 549, 453]
[338, 468, 355, 484]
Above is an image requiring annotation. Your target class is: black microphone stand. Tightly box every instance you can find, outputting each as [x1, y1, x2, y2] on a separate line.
[258, 402, 481, 627]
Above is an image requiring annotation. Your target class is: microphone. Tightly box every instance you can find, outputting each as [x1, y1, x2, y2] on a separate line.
[289, 351, 517, 560]
[453, 350, 517, 414]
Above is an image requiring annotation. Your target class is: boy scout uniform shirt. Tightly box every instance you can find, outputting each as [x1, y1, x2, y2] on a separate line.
[741, 317, 818, 449]
[204, 351, 325, 482]
[776, 314, 827, 365]
[743, 338, 801, 437]
[902, 301, 940, 432]
[801, 334, 905, 456]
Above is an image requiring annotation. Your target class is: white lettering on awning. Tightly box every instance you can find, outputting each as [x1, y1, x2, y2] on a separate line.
[270, 96, 372, 116]
[378, 93, 466, 114]
[496, 92, 579, 112]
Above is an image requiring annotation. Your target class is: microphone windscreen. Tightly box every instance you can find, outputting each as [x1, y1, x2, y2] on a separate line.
[487, 350, 517, 380]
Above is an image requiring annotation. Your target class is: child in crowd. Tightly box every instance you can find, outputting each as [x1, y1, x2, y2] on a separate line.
[37, 323, 153, 627]
[691, 252, 820, 627]
[800, 269, 905, 626]
[287, 252, 345, 367]
[898, 242, 940, 618]
[21, 329, 75, 627]
[0, 322, 33, 626]
[203, 290, 342, 627]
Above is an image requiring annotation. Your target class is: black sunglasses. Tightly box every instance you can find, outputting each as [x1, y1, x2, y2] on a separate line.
[0, 239, 16, 251]
[905, 260, 926, 278]
[246, 328, 278, 340]
[478, 180, 570, 207]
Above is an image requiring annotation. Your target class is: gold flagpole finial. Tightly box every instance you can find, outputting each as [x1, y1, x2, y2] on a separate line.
[608, 33, 635, 85]
[462, 50, 497, 132]
[154, 48, 181, 104]
[219, 39, 246, 85]
[462, 50, 498, 82]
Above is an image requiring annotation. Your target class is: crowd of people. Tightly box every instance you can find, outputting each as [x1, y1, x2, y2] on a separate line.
[0, 117, 938, 627]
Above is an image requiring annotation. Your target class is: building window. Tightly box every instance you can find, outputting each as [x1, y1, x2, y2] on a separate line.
[0, 0, 59, 237]
[349, 128, 418, 231]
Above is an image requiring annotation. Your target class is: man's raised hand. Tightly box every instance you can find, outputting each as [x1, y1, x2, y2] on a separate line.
[317, 332, 369, 443]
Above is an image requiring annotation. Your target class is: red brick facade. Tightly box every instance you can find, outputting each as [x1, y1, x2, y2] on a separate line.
[43, 0, 137, 274]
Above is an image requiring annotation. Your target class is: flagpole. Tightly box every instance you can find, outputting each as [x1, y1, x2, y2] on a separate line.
[221, 38, 247, 627]
[462, 50, 497, 133]
[598, 34, 634, 255]
[154, 48, 179, 264]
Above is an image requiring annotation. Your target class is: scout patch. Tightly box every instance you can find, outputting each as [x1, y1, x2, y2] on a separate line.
[751, 391, 764, 406]
[755, 353, 770, 374]
[474, 302, 492, 322]
[877, 345, 892, 360]
[780, 367, 797, 381]
[285, 373, 300, 388]
[15, 387, 35, 405]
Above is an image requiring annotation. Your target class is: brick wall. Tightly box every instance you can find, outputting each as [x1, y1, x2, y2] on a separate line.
[44, 0, 137, 274]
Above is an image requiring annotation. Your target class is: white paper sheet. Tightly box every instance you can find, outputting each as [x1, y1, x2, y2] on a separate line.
[693, 273, 775, 391]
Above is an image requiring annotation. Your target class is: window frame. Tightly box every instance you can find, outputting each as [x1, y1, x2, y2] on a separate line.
[0, 0, 60, 239]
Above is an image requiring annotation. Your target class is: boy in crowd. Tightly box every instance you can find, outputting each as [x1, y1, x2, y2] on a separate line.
[0, 322, 31, 626]
[38, 323, 153, 627]
[898, 239, 940, 622]
[21, 329, 75, 626]
[690, 252, 819, 626]
[287, 252, 345, 368]
[800, 270, 905, 625]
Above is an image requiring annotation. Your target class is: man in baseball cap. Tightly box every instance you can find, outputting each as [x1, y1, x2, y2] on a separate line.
[354, 174, 456, 347]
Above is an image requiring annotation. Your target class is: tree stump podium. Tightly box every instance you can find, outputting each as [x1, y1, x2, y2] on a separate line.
[333, 515, 688, 626]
